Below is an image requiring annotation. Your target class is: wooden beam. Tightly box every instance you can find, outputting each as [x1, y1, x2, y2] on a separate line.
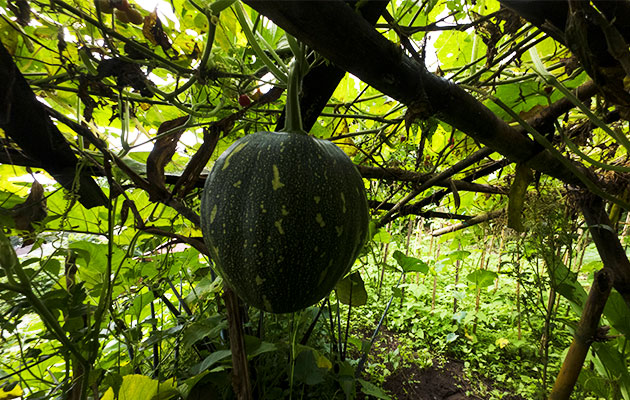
[242, 0, 595, 188]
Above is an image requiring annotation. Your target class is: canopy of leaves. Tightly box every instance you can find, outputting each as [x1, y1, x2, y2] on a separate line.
[1, 0, 630, 398]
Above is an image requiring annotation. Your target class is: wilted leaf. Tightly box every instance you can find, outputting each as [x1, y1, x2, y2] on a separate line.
[146, 116, 189, 197]
[496, 337, 509, 349]
[11, 179, 47, 233]
[143, 10, 172, 52]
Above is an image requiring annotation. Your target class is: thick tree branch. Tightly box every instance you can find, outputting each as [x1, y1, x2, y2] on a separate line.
[580, 193, 630, 309]
[549, 268, 613, 400]
[0, 43, 107, 208]
[242, 0, 594, 189]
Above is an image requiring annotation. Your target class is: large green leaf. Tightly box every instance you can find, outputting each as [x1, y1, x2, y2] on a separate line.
[392, 250, 429, 274]
[335, 271, 368, 306]
[466, 269, 498, 288]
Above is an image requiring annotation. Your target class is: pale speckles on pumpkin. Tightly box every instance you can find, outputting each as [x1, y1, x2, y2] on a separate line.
[221, 141, 248, 170]
[318, 260, 334, 284]
[336, 226, 343, 237]
[281, 205, 289, 216]
[318, 268, 328, 285]
[315, 213, 325, 227]
[262, 295, 273, 312]
[210, 205, 218, 224]
[340, 192, 347, 213]
[314, 196, 321, 204]
[274, 219, 284, 234]
[260, 202, 267, 213]
[272, 165, 285, 190]
[233, 180, 242, 188]
[255, 275, 265, 285]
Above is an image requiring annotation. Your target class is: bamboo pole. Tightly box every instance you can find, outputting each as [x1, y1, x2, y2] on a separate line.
[224, 287, 253, 400]
[549, 268, 613, 400]
[431, 237, 439, 312]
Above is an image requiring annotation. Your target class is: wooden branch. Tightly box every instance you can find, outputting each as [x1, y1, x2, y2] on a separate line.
[430, 209, 505, 236]
[549, 268, 613, 400]
[0, 143, 504, 198]
[367, 202, 473, 220]
[274, 0, 389, 132]
[579, 193, 630, 309]
[357, 165, 507, 194]
[141, 227, 208, 256]
[0, 43, 107, 208]
[379, 147, 495, 226]
[241, 0, 595, 189]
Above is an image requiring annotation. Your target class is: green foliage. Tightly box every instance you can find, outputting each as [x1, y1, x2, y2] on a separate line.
[1, 0, 629, 398]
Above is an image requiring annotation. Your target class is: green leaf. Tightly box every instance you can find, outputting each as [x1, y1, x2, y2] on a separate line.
[592, 343, 630, 399]
[293, 349, 327, 385]
[335, 272, 368, 306]
[372, 229, 391, 243]
[445, 332, 459, 343]
[602, 292, 630, 337]
[452, 310, 467, 324]
[130, 290, 155, 318]
[466, 269, 498, 288]
[182, 316, 226, 350]
[392, 250, 429, 274]
[445, 250, 471, 261]
[190, 350, 232, 375]
[358, 379, 391, 400]
[244, 335, 278, 358]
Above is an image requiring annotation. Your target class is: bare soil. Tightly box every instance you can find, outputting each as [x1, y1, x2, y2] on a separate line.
[357, 329, 527, 400]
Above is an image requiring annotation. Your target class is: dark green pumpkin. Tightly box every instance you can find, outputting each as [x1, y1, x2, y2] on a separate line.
[200, 131, 369, 313]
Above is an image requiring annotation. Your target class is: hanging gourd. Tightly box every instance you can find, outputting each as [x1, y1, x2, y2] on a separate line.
[200, 56, 369, 313]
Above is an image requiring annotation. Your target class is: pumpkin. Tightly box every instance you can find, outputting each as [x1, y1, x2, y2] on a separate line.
[200, 130, 369, 313]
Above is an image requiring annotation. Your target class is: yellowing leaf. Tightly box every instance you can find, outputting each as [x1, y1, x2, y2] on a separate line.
[496, 337, 510, 349]
[0, 382, 23, 400]
[314, 350, 332, 370]
[336, 136, 357, 157]
[0, 18, 20, 55]
[100, 374, 177, 400]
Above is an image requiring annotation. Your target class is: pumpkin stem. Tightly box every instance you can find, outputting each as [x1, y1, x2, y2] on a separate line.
[283, 59, 306, 134]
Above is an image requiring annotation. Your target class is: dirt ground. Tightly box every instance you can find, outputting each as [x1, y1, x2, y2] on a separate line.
[380, 358, 525, 400]
[357, 329, 527, 400]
